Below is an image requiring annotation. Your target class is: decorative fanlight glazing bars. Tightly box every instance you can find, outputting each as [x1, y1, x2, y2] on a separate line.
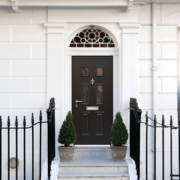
[70, 26, 115, 48]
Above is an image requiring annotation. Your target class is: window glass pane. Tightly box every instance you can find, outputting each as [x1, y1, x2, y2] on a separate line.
[100, 44, 107, 47]
[70, 44, 76, 47]
[77, 44, 84, 47]
[82, 66, 89, 76]
[96, 66, 103, 76]
[82, 85, 89, 104]
[96, 85, 103, 104]
[69, 26, 115, 48]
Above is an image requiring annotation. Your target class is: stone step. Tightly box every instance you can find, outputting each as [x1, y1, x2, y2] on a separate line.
[59, 165, 128, 173]
[74, 146, 112, 157]
[58, 172, 129, 180]
[58, 156, 128, 173]
[58, 147, 130, 180]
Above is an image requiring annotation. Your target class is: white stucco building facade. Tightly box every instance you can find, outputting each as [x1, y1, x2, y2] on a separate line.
[0, 0, 180, 179]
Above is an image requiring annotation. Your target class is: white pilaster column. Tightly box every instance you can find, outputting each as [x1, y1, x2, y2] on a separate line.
[44, 22, 66, 157]
[119, 23, 141, 158]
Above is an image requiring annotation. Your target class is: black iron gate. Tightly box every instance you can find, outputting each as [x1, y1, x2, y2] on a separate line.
[130, 98, 180, 180]
[0, 98, 55, 180]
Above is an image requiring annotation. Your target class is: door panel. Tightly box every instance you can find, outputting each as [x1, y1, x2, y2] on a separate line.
[72, 56, 113, 144]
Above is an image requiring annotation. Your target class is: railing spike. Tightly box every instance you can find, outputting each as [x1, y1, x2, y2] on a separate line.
[0, 116, 1, 180]
[162, 115, 164, 123]
[31, 113, 34, 180]
[170, 115, 173, 180]
[162, 114, 165, 180]
[154, 115, 157, 121]
[31, 113, 34, 123]
[178, 116, 180, 179]
[15, 116, 18, 126]
[7, 116, 10, 180]
[145, 111, 148, 180]
[154, 114, 157, 180]
[23, 116, 26, 126]
[40, 111, 42, 121]
[170, 116, 173, 125]
[7, 116, 10, 125]
[23, 116, 26, 180]
[15, 116, 18, 180]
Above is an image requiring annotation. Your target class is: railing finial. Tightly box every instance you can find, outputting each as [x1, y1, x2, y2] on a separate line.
[170, 116, 173, 125]
[40, 111, 42, 121]
[23, 116, 26, 126]
[162, 115, 165, 124]
[7, 116, 10, 126]
[15, 116, 18, 126]
[31, 113, 34, 124]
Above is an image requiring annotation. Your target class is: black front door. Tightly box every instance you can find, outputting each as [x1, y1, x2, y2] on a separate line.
[72, 56, 113, 144]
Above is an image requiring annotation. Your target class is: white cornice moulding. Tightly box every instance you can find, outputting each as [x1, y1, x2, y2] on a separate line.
[119, 23, 141, 34]
[0, 0, 129, 7]
[44, 23, 66, 34]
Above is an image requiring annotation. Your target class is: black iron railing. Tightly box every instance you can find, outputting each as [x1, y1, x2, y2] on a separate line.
[130, 98, 180, 180]
[0, 98, 55, 180]
[129, 98, 142, 179]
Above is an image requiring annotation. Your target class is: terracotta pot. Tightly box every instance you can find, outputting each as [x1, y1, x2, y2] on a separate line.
[111, 146, 127, 161]
[58, 146, 75, 162]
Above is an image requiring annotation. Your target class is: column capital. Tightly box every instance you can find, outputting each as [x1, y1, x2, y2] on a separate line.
[119, 23, 141, 34]
[44, 22, 66, 34]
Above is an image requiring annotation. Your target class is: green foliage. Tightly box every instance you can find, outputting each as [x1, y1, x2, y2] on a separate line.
[110, 112, 128, 146]
[58, 111, 76, 146]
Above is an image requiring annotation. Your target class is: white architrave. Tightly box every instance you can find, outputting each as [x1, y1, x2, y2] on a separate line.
[44, 22, 66, 157]
[11, 0, 19, 13]
[119, 22, 141, 158]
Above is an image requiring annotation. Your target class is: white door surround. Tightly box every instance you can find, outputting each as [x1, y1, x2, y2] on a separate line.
[44, 22, 140, 157]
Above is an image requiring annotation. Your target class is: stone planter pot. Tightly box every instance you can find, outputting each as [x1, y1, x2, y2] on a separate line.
[111, 146, 127, 161]
[58, 146, 75, 162]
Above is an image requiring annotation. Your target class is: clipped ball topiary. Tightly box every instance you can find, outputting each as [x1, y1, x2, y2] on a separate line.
[58, 111, 76, 146]
[110, 112, 128, 146]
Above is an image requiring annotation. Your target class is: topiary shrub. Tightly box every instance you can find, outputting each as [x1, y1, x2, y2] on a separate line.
[58, 111, 76, 146]
[110, 112, 128, 146]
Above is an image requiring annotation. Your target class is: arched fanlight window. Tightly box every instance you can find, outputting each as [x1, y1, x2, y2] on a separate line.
[69, 26, 115, 48]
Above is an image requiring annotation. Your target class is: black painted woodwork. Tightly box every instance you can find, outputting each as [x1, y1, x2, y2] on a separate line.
[72, 56, 113, 145]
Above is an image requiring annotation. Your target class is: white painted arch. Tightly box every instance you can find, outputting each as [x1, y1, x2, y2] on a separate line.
[64, 24, 120, 130]
[66, 24, 119, 49]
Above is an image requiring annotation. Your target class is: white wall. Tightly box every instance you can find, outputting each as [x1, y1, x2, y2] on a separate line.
[0, 7, 47, 180]
[138, 4, 179, 180]
[0, 3, 179, 180]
